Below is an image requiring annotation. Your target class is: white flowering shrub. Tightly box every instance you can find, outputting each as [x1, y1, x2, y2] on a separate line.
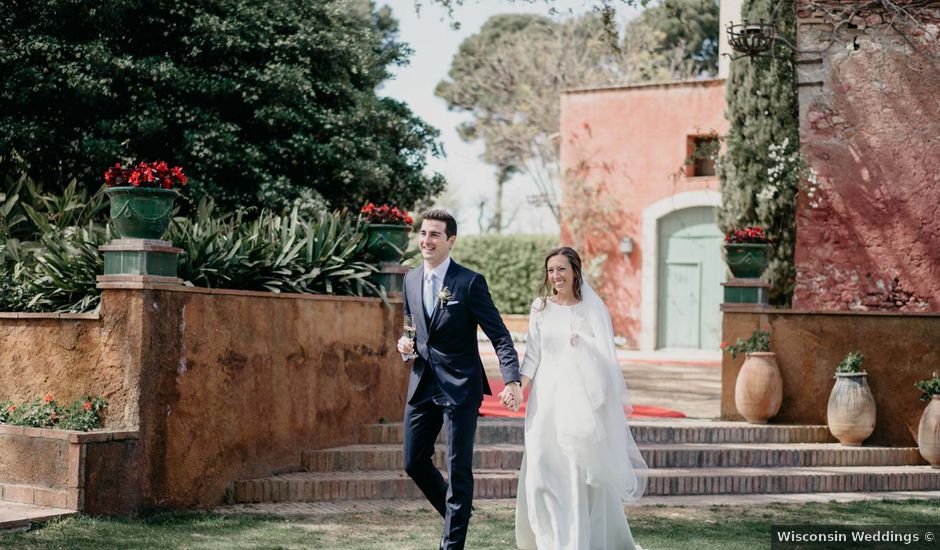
[764, 139, 821, 209]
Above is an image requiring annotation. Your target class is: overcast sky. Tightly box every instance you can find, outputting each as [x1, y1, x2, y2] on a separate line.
[378, 0, 641, 235]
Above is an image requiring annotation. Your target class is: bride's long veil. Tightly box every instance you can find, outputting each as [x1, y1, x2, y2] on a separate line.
[555, 281, 648, 503]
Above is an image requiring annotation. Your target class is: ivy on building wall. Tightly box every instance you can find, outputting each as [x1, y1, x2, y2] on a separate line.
[718, 0, 801, 306]
[560, 125, 631, 304]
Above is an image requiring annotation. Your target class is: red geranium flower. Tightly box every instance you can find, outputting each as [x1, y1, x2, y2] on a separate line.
[43, 393, 54, 403]
[83, 402, 93, 411]
[360, 203, 413, 226]
[104, 161, 188, 190]
[725, 226, 769, 244]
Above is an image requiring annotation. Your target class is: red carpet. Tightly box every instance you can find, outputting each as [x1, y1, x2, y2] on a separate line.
[480, 378, 686, 419]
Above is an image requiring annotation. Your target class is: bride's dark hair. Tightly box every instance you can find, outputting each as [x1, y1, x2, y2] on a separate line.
[535, 246, 583, 311]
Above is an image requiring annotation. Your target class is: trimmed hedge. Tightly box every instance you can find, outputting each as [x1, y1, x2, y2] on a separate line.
[450, 234, 558, 314]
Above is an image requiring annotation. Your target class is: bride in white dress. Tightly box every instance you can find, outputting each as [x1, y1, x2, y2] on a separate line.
[508, 247, 647, 550]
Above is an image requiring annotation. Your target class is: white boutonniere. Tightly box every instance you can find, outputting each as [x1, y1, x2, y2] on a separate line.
[437, 286, 452, 310]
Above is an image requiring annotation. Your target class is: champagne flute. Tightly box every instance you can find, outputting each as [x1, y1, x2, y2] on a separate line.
[403, 314, 417, 360]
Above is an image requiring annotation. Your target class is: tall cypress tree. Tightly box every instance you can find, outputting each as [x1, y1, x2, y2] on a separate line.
[718, 0, 800, 305]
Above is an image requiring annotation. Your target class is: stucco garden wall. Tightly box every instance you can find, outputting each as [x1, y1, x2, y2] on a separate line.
[794, 1, 940, 312]
[0, 308, 140, 430]
[721, 307, 940, 446]
[132, 286, 407, 507]
[0, 287, 407, 511]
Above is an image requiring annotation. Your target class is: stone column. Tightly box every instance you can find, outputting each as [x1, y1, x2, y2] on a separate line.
[97, 239, 183, 287]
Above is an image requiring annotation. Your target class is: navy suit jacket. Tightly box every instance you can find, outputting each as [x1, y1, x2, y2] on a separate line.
[404, 260, 520, 406]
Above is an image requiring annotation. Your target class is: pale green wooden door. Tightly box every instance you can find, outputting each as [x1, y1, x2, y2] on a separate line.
[657, 206, 724, 349]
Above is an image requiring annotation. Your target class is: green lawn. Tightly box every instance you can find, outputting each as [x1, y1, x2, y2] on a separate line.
[5, 499, 939, 549]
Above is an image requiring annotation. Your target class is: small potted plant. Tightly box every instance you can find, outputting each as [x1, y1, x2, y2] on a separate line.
[723, 226, 770, 279]
[723, 329, 781, 424]
[360, 202, 413, 264]
[827, 351, 876, 446]
[915, 372, 940, 468]
[103, 161, 188, 240]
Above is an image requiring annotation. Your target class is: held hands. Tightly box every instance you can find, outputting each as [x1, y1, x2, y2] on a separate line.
[570, 317, 582, 348]
[499, 382, 523, 412]
[397, 336, 415, 358]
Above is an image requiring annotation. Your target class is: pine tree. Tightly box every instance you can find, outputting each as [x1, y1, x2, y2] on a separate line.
[718, 0, 800, 305]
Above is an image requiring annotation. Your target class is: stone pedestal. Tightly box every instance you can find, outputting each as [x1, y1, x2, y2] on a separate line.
[97, 239, 183, 287]
[374, 264, 409, 296]
[722, 278, 770, 305]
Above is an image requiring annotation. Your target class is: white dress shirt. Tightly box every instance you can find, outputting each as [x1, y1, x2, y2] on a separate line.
[423, 257, 451, 316]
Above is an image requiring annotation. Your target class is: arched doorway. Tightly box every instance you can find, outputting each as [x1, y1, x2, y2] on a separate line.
[656, 206, 724, 349]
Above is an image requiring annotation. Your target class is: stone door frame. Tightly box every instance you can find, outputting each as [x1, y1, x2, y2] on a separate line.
[640, 190, 722, 352]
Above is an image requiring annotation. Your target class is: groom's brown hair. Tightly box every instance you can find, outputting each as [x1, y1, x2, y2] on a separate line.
[421, 209, 457, 238]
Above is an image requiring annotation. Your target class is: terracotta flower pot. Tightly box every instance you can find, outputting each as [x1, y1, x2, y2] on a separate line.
[827, 373, 876, 446]
[734, 352, 782, 424]
[917, 396, 940, 468]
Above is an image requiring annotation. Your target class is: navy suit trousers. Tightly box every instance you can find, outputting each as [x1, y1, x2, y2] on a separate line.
[403, 375, 478, 550]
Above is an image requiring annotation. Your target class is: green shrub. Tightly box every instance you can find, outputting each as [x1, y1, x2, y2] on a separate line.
[721, 329, 771, 359]
[0, 173, 109, 312]
[450, 234, 559, 314]
[0, 172, 385, 312]
[916, 373, 940, 402]
[835, 351, 865, 374]
[0, 173, 108, 245]
[169, 200, 382, 297]
[1, 229, 107, 314]
[57, 397, 109, 431]
[0, 255, 32, 311]
[20, 224, 108, 313]
[0, 1, 445, 212]
[0, 395, 107, 431]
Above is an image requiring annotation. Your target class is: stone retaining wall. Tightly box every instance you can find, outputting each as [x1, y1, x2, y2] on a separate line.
[0, 425, 138, 513]
[722, 307, 940, 446]
[0, 287, 407, 511]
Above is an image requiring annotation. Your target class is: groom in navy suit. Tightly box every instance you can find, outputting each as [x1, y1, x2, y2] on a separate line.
[397, 209, 522, 550]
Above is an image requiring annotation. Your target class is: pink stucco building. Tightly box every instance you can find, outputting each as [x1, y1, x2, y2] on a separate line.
[559, 79, 728, 350]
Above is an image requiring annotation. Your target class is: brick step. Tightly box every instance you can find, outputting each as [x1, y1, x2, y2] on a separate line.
[0, 501, 76, 532]
[0, 483, 72, 510]
[359, 420, 835, 446]
[642, 444, 925, 468]
[304, 443, 522, 472]
[233, 466, 940, 503]
[303, 443, 926, 472]
[233, 469, 518, 503]
[644, 466, 940, 496]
